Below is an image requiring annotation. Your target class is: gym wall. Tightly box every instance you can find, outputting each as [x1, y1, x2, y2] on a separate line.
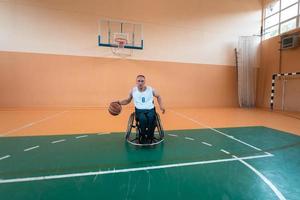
[0, 0, 262, 108]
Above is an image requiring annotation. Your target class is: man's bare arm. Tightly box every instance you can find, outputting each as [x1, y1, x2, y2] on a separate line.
[118, 92, 133, 105]
[153, 90, 165, 114]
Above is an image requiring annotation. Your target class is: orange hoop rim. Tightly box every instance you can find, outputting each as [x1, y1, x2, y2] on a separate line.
[114, 37, 127, 48]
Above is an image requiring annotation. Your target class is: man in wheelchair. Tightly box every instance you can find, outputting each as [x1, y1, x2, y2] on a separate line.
[117, 75, 165, 144]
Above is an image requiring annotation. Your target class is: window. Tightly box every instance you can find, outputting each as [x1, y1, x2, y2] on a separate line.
[265, 1, 280, 17]
[263, 0, 300, 40]
[281, 0, 298, 9]
[265, 13, 280, 28]
[280, 18, 297, 33]
[265, 26, 279, 39]
[281, 4, 298, 22]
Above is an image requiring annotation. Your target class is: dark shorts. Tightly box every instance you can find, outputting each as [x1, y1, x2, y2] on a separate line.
[135, 108, 156, 137]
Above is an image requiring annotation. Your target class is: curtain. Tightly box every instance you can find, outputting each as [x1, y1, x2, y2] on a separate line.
[237, 36, 261, 108]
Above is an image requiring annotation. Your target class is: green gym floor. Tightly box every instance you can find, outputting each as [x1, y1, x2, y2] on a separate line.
[1, 126, 300, 200]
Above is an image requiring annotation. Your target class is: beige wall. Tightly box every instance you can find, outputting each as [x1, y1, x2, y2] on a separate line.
[257, 28, 300, 111]
[0, 51, 238, 108]
[0, 0, 262, 65]
[0, 0, 262, 108]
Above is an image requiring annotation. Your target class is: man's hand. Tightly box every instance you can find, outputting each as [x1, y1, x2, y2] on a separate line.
[112, 100, 121, 105]
[160, 106, 165, 114]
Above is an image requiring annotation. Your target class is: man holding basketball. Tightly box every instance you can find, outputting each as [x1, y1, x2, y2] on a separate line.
[117, 75, 165, 143]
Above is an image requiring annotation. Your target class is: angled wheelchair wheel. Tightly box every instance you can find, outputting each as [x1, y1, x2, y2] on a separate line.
[126, 112, 135, 140]
[155, 112, 164, 139]
[125, 111, 164, 147]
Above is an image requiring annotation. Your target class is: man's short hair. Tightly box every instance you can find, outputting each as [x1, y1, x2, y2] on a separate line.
[136, 74, 145, 79]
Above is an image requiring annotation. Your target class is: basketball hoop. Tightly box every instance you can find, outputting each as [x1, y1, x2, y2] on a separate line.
[114, 37, 127, 48]
[98, 19, 144, 57]
[111, 33, 132, 58]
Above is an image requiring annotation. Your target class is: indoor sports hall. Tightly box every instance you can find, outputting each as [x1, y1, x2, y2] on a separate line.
[0, 0, 300, 199]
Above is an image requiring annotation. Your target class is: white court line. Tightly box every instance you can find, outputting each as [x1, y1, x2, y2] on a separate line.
[168, 134, 178, 137]
[97, 132, 110, 135]
[202, 142, 212, 146]
[0, 153, 273, 184]
[220, 149, 230, 155]
[233, 155, 286, 200]
[24, 146, 39, 152]
[51, 139, 66, 144]
[1, 111, 68, 136]
[170, 110, 263, 151]
[185, 137, 195, 141]
[127, 139, 164, 146]
[0, 155, 11, 161]
[264, 152, 274, 156]
[75, 135, 88, 139]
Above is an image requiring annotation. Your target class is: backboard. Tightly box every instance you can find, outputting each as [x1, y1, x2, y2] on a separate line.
[98, 19, 144, 50]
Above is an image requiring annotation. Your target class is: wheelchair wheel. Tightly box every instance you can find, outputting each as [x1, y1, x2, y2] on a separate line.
[126, 113, 135, 139]
[155, 113, 164, 139]
[126, 111, 164, 147]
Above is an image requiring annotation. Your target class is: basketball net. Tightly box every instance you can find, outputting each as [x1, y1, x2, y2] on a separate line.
[111, 33, 132, 58]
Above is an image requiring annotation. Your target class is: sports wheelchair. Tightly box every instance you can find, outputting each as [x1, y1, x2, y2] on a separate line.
[125, 109, 164, 146]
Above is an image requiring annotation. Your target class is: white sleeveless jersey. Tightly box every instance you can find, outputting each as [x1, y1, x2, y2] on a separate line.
[132, 86, 155, 110]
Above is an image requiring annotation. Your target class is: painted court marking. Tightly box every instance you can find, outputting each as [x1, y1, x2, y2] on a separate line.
[51, 139, 66, 144]
[220, 149, 230, 154]
[202, 142, 212, 146]
[233, 155, 286, 200]
[1, 111, 68, 136]
[264, 152, 273, 156]
[75, 135, 88, 139]
[24, 146, 39, 152]
[169, 110, 281, 199]
[0, 154, 273, 184]
[184, 137, 195, 141]
[171, 110, 263, 151]
[98, 132, 110, 135]
[168, 134, 178, 137]
[127, 139, 164, 146]
[0, 155, 10, 161]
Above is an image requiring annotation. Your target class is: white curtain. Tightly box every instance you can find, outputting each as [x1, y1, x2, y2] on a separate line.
[237, 36, 261, 108]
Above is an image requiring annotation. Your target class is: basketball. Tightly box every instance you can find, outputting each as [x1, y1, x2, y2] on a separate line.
[108, 102, 122, 116]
